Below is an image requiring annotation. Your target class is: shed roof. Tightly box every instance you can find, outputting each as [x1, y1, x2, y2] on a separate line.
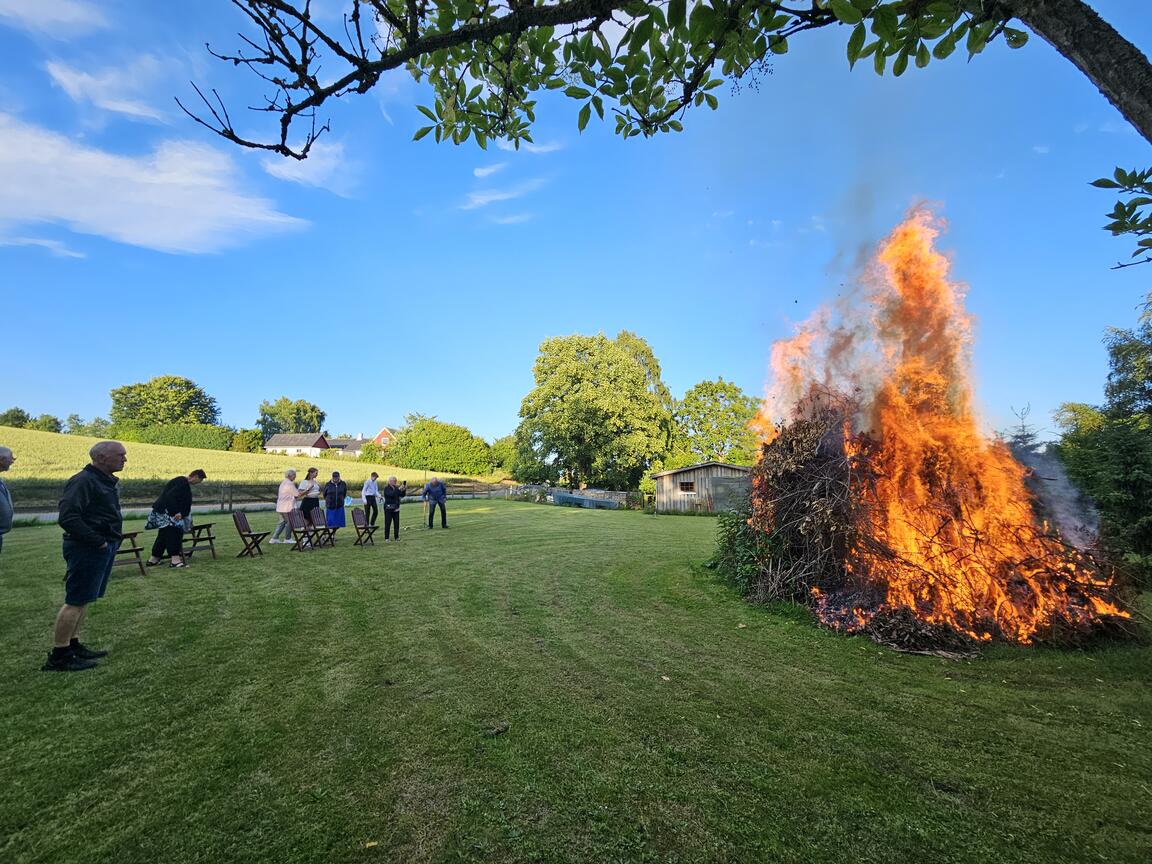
[650, 461, 753, 479]
[265, 433, 329, 448]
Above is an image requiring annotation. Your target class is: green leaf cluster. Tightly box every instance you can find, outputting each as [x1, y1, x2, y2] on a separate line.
[401, 0, 1024, 147]
[1092, 166, 1152, 262]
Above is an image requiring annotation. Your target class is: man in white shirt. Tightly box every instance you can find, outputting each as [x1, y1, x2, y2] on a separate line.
[361, 472, 381, 525]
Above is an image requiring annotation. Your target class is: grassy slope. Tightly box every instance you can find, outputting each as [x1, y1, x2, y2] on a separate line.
[0, 501, 1148, 864]
[0, 427, 477, 504]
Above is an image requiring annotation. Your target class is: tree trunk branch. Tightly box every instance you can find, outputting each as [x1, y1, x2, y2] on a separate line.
[1005, 0, 1152, 146]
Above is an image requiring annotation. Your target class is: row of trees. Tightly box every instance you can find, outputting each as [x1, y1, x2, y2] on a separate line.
[3, 351, 764, 484]
[1, 377, 328, 454]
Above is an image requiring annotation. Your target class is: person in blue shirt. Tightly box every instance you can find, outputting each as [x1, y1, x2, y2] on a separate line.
[422, 476, 448, 529]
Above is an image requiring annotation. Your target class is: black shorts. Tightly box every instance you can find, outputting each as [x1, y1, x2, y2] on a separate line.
[63, 539, 119, 606]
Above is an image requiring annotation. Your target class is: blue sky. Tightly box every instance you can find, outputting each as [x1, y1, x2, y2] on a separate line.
[1, 0, 1150, 442]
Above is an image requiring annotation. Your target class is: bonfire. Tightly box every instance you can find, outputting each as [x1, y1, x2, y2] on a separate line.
[744, 209, 1132, 656]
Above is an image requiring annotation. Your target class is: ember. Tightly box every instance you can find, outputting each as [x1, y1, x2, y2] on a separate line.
[747, 208, 1132, 651]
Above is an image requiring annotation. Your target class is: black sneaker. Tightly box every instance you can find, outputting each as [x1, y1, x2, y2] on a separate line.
[41, 652, 98, 672]
[71, 642, 108, 660]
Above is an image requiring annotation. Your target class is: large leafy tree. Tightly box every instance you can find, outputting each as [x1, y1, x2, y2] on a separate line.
[257, 396, 327, 441]
[109, 376, 220, 426]
[518, 332, 672, 489]
[674, 377, 760, 464]
[1055, 298, 1152, 585]
[0, 407, 30, 428]
[191, 1, 1150, 261]
[388, 414, 492, 474]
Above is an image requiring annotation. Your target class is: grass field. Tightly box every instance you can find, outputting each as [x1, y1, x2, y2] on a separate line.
[0, 426, 485, 510]
[1, 501, 1149, 864]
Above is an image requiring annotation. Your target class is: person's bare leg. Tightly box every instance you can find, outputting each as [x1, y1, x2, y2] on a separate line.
[52, 604, 86, 647]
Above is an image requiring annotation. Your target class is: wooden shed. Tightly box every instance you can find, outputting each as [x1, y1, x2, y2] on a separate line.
[652, 461, 752, 514]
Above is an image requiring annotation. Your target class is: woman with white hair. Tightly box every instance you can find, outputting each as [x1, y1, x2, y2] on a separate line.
[270, 469, 301, 544]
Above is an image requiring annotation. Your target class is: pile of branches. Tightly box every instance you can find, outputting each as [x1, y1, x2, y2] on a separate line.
[745, 395, 863, 603]
[716, 394, 1138, 657]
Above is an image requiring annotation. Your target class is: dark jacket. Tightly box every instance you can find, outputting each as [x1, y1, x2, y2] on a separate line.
[323, 479, 348, 509]
[59, 464, 123, 548]
[381, 482, 407, 511]
[422, 480, 447, 504]
[152, 475, 193, 517]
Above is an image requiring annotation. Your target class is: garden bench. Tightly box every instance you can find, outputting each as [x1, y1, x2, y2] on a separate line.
[232, 512, 270, 558]
[114, 531, 147, 577]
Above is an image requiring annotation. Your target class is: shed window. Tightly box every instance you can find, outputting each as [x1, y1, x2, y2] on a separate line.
[679, 481, 696, 493]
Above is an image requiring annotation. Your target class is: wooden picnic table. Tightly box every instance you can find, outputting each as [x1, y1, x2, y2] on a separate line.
[182, 523, 217, 560]
[113, 531, 146, 577]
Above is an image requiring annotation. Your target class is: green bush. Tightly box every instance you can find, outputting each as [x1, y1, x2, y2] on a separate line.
[389, 417, 491, 475]
[358, 441, 384, 463]
[710, 500, 777, 597]
[111, 423, 235, 451]
[230, 428, 264, 453]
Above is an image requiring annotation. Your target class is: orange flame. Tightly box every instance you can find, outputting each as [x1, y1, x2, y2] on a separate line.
[755, 208, 1127, 643]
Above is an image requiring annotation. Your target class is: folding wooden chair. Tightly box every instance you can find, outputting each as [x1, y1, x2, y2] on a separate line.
[351, 507, 377, 547]
[233, 512, 270, 558]
[287, 510, 315, 551]
[309, 507, 337, 547]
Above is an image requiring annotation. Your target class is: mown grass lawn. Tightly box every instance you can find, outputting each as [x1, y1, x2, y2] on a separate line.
[1, 501, 1149, 864]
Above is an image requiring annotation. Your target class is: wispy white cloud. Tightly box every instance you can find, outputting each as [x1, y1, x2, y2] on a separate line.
[461, 178, 546, 210]
[496, 139, 564, 155]
[0, 113, 306, 254]
[492, 213, 533, 225]
[1099, 119, 1136, 135]
[712, 210, 733, 218]
[46, 56, 166, 121]
[0, 0, 107, 36]
[261, 140, 353, 195]
[0, 236, 84, 257]
[474, 162, 507, 178]
[1033, 144, 1051, 155]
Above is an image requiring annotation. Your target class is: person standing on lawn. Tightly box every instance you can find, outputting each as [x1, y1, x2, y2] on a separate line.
[145, 469, 207, 568]
[423, 476, 448, 529]
[43, 440, 127, 672]
[270, 469, 301, 544]
[381, 476, 406, 541]
[298, 467, 322, 523]
[0, 446, 14, 555]
[324, 471, 348, 529]
[361, 472, 381, 526]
